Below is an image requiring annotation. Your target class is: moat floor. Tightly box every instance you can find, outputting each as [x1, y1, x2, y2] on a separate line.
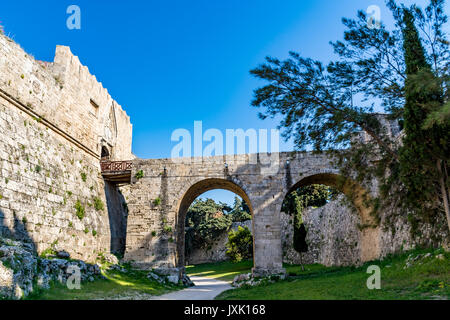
[150, 276, 232, 300]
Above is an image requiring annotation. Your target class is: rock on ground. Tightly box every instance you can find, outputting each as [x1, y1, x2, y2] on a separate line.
[0, 236, 103, 299]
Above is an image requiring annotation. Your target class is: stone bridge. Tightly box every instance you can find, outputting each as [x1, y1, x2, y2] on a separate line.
[121, 152, 381, 277]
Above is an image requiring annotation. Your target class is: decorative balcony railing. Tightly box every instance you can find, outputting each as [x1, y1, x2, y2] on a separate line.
[100, 160, 132, 173]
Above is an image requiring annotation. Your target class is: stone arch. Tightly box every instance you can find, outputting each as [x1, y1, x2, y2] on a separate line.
[286, 172, 380, 262]
[175, 178, 254, 268]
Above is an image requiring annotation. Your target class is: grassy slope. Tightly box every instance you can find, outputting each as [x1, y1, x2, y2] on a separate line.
[211, 248, 449, 300]
[26, 247, 449, 300]
[26, 268, 181, 300]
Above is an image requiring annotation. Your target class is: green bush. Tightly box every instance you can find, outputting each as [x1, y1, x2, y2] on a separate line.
[75, 200, 85, 220]
[225, 226, 253, 263]
[153, 197, 161, 206]
[135, 170, 144, 179]
[40, 247, 57, 258]
[93, 197, 104, 211]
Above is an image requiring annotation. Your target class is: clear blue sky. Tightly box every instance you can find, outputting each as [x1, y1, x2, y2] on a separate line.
[0, 0, 442, 204]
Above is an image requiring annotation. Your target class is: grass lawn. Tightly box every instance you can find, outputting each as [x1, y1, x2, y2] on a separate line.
[209, 248, 449, 300]
[26, 267, 182, 300]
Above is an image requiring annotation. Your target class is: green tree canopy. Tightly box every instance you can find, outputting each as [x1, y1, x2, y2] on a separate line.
[230, 196, 252, 222]
[225, 226, 253, 263]
[251, 0, 450, 234]
[185, 197, 252, 256]
[394, 4, 450, 230]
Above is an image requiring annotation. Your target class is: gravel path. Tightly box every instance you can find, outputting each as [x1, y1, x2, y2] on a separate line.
[150, 276, 232, 300]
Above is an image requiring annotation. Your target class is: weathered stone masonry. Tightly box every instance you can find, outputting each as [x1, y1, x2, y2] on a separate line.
[0, 34, 132, 262]
[1, 34, 418, 277]
[123, 153, 384, 276]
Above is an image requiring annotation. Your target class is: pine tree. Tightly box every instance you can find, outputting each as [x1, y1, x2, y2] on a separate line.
[252, 0, 450, 236]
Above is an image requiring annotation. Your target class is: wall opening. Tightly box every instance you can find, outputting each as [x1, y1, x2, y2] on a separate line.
[281, 173, 379, 266]
[101, 146, 110, 161]
[281, 182, 340, 266]
[104, 183, 128, 256]
[176, 179, 254, 269]
[184, 189, 252, 266]
[90, 99, 99, 118]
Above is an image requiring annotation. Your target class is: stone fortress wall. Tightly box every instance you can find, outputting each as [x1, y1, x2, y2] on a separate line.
[0, 34, 445, 275]
[0, 34, 132, 262]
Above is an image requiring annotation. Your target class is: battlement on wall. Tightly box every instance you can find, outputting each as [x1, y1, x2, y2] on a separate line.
[0, 33, 133, 161]
[51, 45, 131, 125]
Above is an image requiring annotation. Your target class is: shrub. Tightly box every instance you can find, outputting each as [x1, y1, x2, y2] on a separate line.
[93, 197, 104, 211]
[135, 170, 144, 179]
[153, 197, 161, 206]
[225, 226, 253, 263]
[40, 247, 57, 258]
[74, 200, 85, 220]
[80, 172, 87, 182]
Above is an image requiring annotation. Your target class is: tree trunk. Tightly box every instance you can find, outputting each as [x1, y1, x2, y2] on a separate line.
[300, 253, 304, 271]
[437, 159, 450, 232]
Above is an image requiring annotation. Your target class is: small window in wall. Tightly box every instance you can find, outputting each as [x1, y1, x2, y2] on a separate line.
[90, 99, 99, 117]
[101, 146, 110, 161]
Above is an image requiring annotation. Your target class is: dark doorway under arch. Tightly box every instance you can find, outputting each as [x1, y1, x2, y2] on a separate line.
[101, 146, 110, 160]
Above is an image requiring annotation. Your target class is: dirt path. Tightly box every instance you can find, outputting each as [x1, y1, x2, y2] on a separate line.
[150, 276, 232, 300]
